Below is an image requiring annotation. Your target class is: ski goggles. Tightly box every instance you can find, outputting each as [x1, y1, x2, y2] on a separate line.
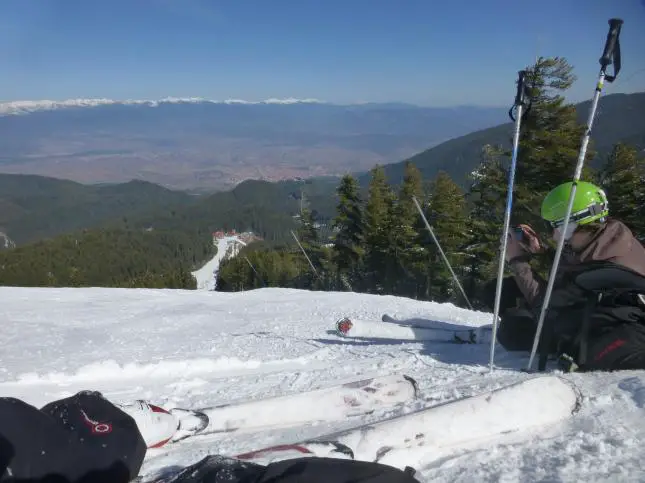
[548, 202, 607, 229]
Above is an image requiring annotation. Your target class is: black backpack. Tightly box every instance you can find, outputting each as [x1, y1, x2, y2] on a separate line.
[539, 260, 645, 370]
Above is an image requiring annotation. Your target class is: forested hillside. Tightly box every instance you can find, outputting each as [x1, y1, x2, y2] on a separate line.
[0, 175, 194, 244]
[0, 228, 213, 288]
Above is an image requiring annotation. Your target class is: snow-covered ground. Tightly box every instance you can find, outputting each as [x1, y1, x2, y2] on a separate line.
[192, 236, 245, 290]
[2, 285, 645, 482]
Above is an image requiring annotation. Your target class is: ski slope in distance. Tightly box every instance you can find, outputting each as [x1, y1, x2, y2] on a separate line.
[191, 235, 245, 291]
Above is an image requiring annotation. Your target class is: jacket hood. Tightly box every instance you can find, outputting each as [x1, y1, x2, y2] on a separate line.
[570, 218, 639, 263]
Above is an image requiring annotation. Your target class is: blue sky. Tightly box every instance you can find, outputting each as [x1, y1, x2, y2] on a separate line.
[1, 0, 644, 106]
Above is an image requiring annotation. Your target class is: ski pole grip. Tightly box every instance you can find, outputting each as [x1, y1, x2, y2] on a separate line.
[599, 18, 623, 69]
[514, 70, 528, 106]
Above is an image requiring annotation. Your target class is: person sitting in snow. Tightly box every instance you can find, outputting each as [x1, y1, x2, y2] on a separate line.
[0, 391, 419, 483]
[485, 181, 645, 371]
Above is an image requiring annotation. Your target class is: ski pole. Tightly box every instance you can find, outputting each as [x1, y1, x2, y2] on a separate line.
[527, 18, 623, 371]
[489, 70, 530, 372]
[291, 229, 320, 278]
[412, 196, 473, 310]
[244, 256, 266, 287]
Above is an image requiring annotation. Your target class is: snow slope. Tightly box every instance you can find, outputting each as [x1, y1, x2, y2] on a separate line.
[1, 286, 645, 482]
[192, 236, 245, 290]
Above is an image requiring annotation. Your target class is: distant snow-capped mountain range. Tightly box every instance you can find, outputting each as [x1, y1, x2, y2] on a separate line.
[0, 97, 325, 116]
[0, 95, 513, 191]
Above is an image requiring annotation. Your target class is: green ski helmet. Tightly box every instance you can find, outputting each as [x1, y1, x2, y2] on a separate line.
[541, 181, 609, 228]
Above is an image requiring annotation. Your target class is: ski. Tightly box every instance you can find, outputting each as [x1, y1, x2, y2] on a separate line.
[238, 375, 581, 469]
[382, 313, 485, 333]
[173, 373, 418, 439]
[336, 315, 491, 344]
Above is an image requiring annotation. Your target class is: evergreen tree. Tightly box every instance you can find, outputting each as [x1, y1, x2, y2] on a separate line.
[389, 162, 425, 297]
[463, 145, 508, 305]
[600, 143, 645, 240]
[294, 205, 324, 287]
[423, 171, 469, 304]
[363, 165, 395, 293]
[216, 247, 303, 292]
[513, 57, 596, 231]
[297, 207, 318, 247]
[331, 174, 365, 290]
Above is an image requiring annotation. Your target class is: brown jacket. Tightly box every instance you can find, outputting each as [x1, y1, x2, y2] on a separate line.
[510, 218, 645, 307]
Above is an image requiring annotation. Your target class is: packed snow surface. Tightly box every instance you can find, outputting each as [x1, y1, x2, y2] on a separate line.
[1, 284, 644, 482]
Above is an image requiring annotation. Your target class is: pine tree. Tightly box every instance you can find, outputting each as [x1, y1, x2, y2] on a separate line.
[294, 206, 323, 288]
[422, 171, 469, 304]
[363, 165, 395, 293]
[332, 174, 364, 290]
[297, 206, 318, 247]
[389, 162, 425, 297]
[513, 57, 596, 232]
[463, 145, 508, 306]
[600, 143, 645, 240]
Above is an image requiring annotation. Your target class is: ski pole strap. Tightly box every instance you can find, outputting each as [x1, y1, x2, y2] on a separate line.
[508, 70, 531, 122]
[600, 18, 623, 82]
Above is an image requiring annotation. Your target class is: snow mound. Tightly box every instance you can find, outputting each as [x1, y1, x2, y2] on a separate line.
[12, 355, 312, 385]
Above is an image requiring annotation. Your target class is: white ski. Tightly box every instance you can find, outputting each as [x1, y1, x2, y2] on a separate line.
[197, 373, 418, 434]
[317, 375, 580, 468]
[336, 316, 491, 344]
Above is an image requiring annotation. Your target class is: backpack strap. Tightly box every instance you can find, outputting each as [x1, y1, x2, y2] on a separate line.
[576, 294, 601, 366]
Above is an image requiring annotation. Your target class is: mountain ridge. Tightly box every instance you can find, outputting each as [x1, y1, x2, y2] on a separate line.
[369, 91, 645, 187]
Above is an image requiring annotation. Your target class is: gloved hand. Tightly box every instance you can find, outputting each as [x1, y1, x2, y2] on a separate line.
[504, 224, 543, 262]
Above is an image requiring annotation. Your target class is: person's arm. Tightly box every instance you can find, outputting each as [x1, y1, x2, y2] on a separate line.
[505, 224, 548, 308]
[508, 256, 546, 308]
